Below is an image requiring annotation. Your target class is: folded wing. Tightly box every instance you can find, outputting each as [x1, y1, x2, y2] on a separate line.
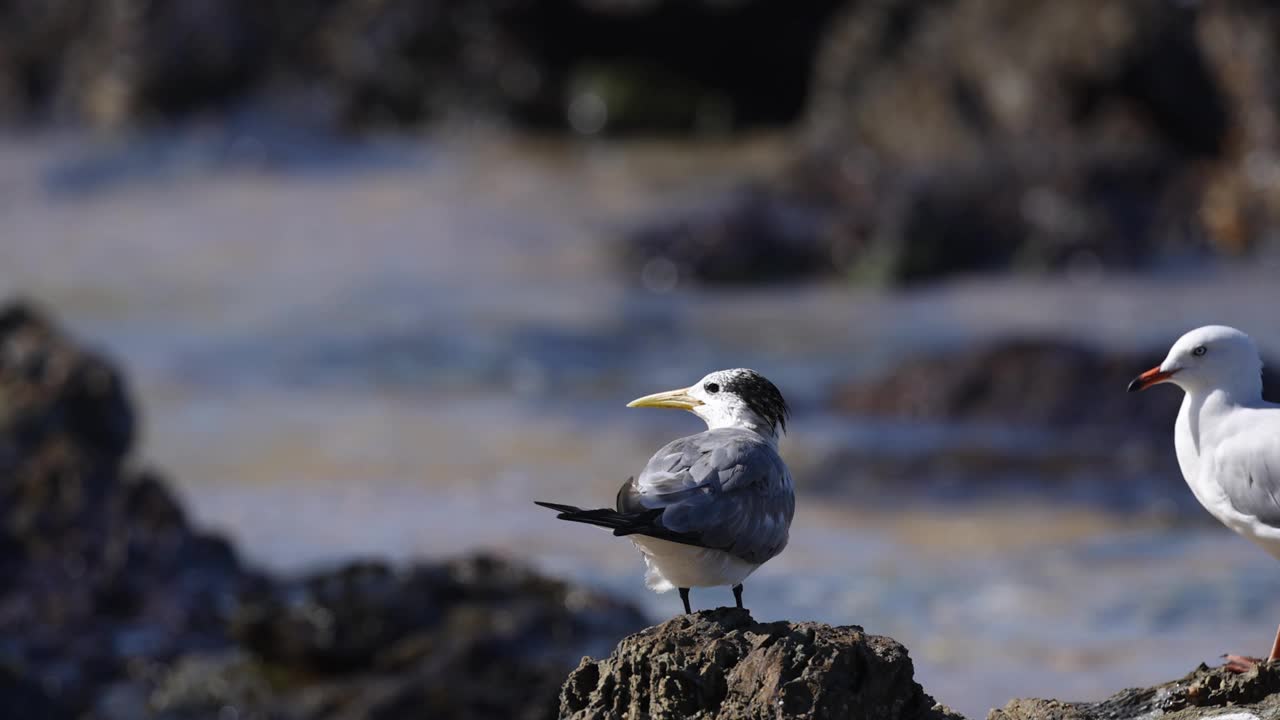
[615, 428, 794, 564]
[1210, 426, 1280, 528]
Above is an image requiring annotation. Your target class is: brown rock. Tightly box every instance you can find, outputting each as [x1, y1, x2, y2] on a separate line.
[560, 608, 961, 720]
[831, 339, 1172, 429]
[991, 661, 1280, 720]
[0, 300, 649, 720]
[832, 338, 1280, 431]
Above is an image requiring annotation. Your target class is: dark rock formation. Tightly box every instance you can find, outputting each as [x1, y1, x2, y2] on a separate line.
[796, 0, 1234, 284]
[0, 299, 647, 720]
[832, 338, 1280, 430]
[992, 661, 1280, 720]
[799, 338, 1280, 512]
[618, 185, 839, 287]
[225, 556, 643, 720]
[0, 0, 844, 132]
[0, 301, 246, 715]
[560, 608, 962, 720]
[624, 0, 1280, 287]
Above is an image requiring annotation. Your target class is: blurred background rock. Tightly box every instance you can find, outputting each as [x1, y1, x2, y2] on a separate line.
[5, 1, 1280, 717]
[6, 0, 1279, 284]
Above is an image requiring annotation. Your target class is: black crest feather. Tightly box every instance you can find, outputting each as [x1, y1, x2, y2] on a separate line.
[722, 369, 789, 434]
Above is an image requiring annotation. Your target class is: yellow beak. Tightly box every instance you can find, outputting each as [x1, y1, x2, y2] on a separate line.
[626, 387, 703, 411]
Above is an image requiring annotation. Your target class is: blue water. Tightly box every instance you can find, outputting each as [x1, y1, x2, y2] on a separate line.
[4, 129, 1280, 718]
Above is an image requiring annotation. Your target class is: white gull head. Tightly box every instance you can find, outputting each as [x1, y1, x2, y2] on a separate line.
[1129, 325, 1263, 402]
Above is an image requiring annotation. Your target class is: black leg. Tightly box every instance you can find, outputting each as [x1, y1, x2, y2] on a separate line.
[732, 584, 744, 610]
[679, 587, 692, 614]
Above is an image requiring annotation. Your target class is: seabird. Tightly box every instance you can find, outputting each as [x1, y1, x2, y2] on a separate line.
[1129, 325, 1280, 670]
[537, 368, 794, 614]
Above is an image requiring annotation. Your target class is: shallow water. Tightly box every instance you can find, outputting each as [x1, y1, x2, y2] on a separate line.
[4, 129, 1280, 718]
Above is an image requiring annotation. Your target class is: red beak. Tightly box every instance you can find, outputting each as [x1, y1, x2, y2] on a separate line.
[1127, 366, 1176, 392]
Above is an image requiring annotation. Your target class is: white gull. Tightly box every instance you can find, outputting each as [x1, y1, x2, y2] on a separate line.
[1130, 325, 1280, 669]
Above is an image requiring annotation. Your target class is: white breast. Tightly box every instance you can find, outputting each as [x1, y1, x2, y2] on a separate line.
[1176, 398, 1280, 559]
[629, 537, 760, 592]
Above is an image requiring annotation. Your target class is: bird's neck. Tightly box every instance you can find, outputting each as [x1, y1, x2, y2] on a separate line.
[706, 414, 780, 444]
[1180, 381, 1264, 458]
[1183, 378, 1263, 411]
[1176, 374, 1267, 477]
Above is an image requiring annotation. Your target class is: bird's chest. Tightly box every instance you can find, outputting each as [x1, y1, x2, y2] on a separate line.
[1176, 403, 1277, 545]
[1175, 403, 1241, 529]
[1174, 403, 1207, 496]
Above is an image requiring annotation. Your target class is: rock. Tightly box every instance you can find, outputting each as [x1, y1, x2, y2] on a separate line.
[560, 608, 962, 720]
[0, 300, 251, 713]
[0, 663, 72, 720]
[226, 555, 646, 720]
[0, 0, 845, 132]
[619, 0, 1280, 288]
[796, 0, 1230, 284]
[1192, 1, 1280, 256]
[831, 339, 1172, 430]
[831, 338, 1280, 430]
[0, 300, 135, 460]
[618, 185, 841, 288]
[991, 661, 1280, 720]
[807, 0, 1228, 169]
[145, 651, 276, 720]
[807, 338, 1280, 512]
[0, 299, 647, 720]
[0, 0, 271, 127]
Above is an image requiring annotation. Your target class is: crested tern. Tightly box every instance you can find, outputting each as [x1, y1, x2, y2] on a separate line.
[537, 368, 794, 614]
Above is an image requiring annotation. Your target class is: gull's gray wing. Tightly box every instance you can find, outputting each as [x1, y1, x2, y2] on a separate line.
[1209, 428, 1280, 527]
[615, 428, 794, 564]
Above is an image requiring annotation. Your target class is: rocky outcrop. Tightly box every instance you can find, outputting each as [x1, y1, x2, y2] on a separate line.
[832, 339, 1181, 431]
[623, 0, 1280, 287]
[559, 608, 961, 720]
[794, 0, 1258, 284]
[561, 609, 1280, 720]
[833, 337, 1280, 431]
[0, 299, 647, 720]
[992, 662, 1280, 720]
[221, 556, 643, 720]
[793, 338, 1280, 511]
[0, 0, 844, 132]
[0, 301, 247, 717]
[618, 186, 839, 288]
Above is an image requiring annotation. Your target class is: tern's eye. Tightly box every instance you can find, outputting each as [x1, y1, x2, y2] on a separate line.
[703, 382, 720, 394]
[1193, 346, 1207, 357]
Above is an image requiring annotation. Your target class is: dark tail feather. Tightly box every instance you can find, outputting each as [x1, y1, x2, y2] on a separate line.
[534, 501, 626, 528]
[534, 501, 705, 548]
[534, 501, 667, 534]
[533, 501, 583, 514]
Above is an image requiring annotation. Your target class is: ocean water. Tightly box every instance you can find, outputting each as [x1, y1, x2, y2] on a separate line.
[4, 128, 1280, 718]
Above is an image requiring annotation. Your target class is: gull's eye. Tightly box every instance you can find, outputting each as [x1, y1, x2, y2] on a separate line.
[1193, 346, 1207, 357]
[703, 382, 720, 394]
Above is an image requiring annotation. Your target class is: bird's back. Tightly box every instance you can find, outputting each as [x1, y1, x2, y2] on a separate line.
[618, 428, 794, 565]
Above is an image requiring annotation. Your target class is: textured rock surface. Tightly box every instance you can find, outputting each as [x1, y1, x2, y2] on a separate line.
[797, 0, 1237, 283]
[0, 301, 247, 715]
[0, 299, 646, 720]
[560, 608, 962, 720]
[224, 555, 644, 720]
[991, 661, 1280, 720]
[0, 0, 843, 132]
[624, 0, 1280, 286]
[617, 185, 839, 287]
[833, 339, 1280, 431]
[796, 338, 1280, 512]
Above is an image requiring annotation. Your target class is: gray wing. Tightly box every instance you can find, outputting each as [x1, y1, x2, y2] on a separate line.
[616, 428, 794, 564]
[1210, 429, 1280, 527]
